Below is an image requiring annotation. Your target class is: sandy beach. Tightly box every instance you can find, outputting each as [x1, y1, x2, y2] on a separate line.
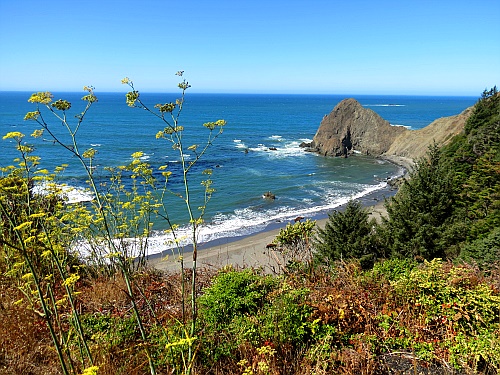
[147, 154, 409, 273]
[148, 193, 391, 273]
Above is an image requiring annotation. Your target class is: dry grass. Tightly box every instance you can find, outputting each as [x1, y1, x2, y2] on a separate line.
[1, 260, 498, 375]
[0, 266, 60, 375]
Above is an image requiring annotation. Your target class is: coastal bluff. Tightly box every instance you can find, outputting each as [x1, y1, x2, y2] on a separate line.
[305, 98, 473, 166]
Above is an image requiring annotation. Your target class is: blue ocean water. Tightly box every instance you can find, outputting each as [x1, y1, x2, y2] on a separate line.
[0, 92, 476, 250]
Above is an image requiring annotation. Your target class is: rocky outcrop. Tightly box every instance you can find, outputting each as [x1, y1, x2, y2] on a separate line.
[308, 99, 408, 157]
[306, 98, 473, 165]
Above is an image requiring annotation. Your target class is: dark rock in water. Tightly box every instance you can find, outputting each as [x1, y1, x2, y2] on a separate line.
[299, 141, 311, 148]
[262, 191, 275, 200]
[269, 147, 277, 151]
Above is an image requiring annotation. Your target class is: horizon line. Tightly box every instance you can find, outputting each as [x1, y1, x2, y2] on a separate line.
[0, 90, 480, 98]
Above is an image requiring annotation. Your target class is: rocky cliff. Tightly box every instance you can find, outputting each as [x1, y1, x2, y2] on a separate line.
[306, 98, 473, 165]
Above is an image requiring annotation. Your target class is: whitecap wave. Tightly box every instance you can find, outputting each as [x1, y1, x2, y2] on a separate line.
[248, 140, 307, 158]
[363, 104, 405, 107]
[234, 140, 247, 149]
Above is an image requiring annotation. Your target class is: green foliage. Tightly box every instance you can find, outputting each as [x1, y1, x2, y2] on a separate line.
[256, 286, 314, 345]
[459, 226, 500, 269]
[314, 200, 377, 268]
[80, 313, 138, 349]
[197, 269, 315, 366]
[273, 219, 316, 269]
[389, 259, 500, 371]
[197, 269, 277, 362]
[393, 259, 500, 329]
[370, 257, 417, 282]
[384, 145, 458, 259]
[198, 268, 277, 326]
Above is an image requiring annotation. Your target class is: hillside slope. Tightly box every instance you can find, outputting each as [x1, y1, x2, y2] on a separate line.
[307, 98, 473, 165]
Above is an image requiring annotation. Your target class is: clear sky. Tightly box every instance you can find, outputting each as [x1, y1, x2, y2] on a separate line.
[0, 0, 499, 95]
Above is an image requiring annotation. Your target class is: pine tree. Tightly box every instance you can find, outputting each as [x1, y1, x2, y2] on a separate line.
[314, 200, 377, 268]
[384, 144, 457, 260]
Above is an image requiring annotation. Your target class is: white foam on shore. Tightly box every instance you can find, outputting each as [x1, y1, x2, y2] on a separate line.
[32, 182, 94, 204]
[390, 123, 412, 129]
[94, 180, 391, 257]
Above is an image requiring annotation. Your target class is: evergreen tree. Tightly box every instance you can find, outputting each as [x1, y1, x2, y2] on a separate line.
[442, 88, 500, 253]
[383, 144, 457, 260]
[459, 226, 500, 269]
[314, 200, 377, 268]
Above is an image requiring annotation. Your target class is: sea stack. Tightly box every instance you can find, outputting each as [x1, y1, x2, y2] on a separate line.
[308, 98, 407, 157]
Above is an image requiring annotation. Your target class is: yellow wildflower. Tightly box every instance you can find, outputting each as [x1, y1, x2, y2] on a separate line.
[28, 91, 53, 104]
[3, 131, 24, 140]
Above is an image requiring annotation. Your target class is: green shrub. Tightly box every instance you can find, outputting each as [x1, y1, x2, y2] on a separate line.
[370, 257, 417, 282]
[459, 226, 500, 269]
[196, 269, 277, 362]
[198, 268, 277, 327]
[390, 259, 500, 370]
[79, 313, 138, 349]
[256, 286, 314, 345]
[197, 269, 316, 366]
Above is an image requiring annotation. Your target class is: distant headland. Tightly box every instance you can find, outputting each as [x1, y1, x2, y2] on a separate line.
[301, 98, 473, 170]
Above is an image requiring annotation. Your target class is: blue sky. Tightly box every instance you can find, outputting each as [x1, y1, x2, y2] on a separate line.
[0, 0, 499, 95]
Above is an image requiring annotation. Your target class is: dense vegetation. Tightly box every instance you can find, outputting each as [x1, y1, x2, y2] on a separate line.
[1, 87, 499, 374]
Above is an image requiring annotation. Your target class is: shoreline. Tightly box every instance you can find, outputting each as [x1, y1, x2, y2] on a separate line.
[147, 182, 397, 273]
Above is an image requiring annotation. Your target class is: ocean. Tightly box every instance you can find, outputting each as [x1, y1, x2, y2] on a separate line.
[0, 92, 477, 252]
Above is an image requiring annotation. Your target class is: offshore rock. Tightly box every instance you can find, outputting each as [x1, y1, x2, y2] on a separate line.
[262, 191, 276, 200]
[308, 98, 473, 164]
[309, 98, 407, 157]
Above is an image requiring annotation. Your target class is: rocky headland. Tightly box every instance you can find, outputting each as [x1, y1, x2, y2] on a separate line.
[303, 98, 473, 170]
